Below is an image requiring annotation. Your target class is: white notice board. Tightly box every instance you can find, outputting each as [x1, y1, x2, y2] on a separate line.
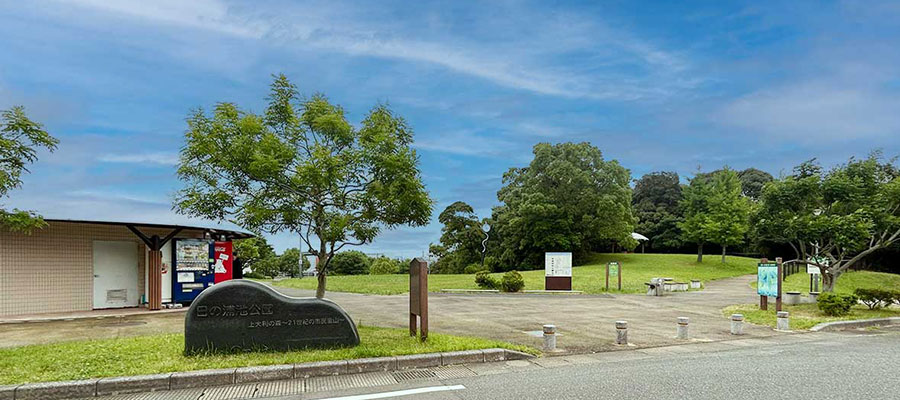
[545, 252, 572, 277]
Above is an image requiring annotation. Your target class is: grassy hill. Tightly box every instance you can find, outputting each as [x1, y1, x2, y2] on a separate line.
[271, 253, 759, 295]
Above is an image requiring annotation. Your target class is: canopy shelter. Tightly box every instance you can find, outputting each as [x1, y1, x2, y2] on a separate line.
[47, 219, 252, 312]
[632, 232, 650, 253]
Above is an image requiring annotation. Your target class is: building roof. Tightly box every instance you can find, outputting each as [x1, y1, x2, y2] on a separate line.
[44, 218, 255, 240]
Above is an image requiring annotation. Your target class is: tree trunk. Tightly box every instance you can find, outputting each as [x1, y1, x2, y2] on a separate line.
[316, 247, 329, 299]
[721, 245, 726, 263]
[697, 243, 704, 263]
[316, 272, 327, 298]
[822, 270, 838, 292]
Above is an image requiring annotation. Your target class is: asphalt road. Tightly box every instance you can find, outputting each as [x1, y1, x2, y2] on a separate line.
[290, 328, 900, 400]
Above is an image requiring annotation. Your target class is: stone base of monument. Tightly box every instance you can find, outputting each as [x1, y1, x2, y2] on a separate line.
[184, 280, 360, 354]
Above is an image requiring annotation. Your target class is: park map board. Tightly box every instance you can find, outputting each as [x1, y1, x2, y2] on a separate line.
[757, 262, 779, 297]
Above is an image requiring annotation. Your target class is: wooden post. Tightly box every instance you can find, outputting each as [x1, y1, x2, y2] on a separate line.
[148, 250, 162, 310]
[618, 262, 622, 291]
[605, 263, 610, 291]
[409, 258, 429, 342]
[759, 257, 768, 311]
[776, 257, 783, 312]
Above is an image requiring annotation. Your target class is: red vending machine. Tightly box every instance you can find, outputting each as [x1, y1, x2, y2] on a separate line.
[213, 241, 234, 284]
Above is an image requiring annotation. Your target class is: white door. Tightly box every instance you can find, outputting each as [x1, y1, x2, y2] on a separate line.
[93, 241, 139, 309]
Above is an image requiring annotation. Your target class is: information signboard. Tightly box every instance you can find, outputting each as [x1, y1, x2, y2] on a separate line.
[545, 252, 572, 277]
[608, 262, 619, 277]
[757, 262, 779, 297]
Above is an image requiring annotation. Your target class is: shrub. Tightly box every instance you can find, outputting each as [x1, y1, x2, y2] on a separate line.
[500, 270, 525, 292]
[370, 257, 399, 275]
[475, 271, 498, 290]
[329, 251, 371, 275]
[817, 292, 858, 316]
[464, 263, 487, 274]
[854, 288, 894, 310]
[483, 256, 500, 272]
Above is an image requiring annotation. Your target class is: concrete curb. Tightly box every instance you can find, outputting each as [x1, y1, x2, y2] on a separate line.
[809, 317, 900, 332]
[3, 348, 534, 400]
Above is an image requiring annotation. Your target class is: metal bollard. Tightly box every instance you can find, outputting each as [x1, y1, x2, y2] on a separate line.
[676, 317, 689, 339]
[776, 311, 790, 331]
[730, 314, 744, 335]
[543, 324, 557, 351]
[615, 320, 628, 345]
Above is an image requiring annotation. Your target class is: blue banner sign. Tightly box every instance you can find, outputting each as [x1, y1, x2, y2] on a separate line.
[757, 262, 779, 297]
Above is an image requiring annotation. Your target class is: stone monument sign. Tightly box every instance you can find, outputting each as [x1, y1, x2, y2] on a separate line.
[185, 280, 360, 354]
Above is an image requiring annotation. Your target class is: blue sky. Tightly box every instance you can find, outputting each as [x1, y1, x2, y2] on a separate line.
[2, 0, 899, 256]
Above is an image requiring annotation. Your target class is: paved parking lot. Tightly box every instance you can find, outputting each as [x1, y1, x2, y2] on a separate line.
[0, 274, 779, 351]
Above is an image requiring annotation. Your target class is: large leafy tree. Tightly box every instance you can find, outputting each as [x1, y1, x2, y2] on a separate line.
[491, 142, 635, 267]
[428, 201, 485, 273]
[754, 155, 900, 291]
[632, 171, 683, 251]
[737, 168, 774, 200]
[1, 106, 58, 233]
[175, 75, 432, 297]
[679, 168, 751, 262]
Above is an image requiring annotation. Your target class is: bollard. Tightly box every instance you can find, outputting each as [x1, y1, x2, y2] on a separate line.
[543, 324, 557, 351]
[676, 317, 689, 339]
[615, 320, 628, 345]
[776, 311, 790, 331]
[730, 314, 744, 335]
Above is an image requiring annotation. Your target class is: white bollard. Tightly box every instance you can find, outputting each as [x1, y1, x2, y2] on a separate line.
[776, 311, 790, 331]
[730, 314, 744, 335]
[690, 280, 701, 289]
[543, 324, 557, 351]
[676, 317, 689, 339]
[615, 320, 628, 345]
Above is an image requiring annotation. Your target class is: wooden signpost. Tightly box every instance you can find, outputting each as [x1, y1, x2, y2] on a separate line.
[606, 261, 622, 291]
[409, 258, 428, 342]
[758, 257, 783, 311]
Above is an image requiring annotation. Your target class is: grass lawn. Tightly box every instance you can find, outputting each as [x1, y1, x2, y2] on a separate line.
[724, 303, 900, 331]
[751, 270, 900, 294]
[0, 326, 534, 385]
[272, 253, 759, 295]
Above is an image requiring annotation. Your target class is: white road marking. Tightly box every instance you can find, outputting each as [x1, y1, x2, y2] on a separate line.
[317, 384, 466, 400]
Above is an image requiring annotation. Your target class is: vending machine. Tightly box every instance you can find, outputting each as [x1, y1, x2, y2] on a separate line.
[213, 241, 233, 284]
[172, 238, 215, 303]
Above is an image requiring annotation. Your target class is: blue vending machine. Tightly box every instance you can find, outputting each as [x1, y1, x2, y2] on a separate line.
[172, 238, 215, 304]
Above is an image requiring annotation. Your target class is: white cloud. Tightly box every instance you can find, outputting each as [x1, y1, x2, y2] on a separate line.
[414, 130, 520, 157]
[55, 0, 692, 100]
[98, 152, 179, 165]
[60, 0, 264, 38]
[716, 80, 900, 143]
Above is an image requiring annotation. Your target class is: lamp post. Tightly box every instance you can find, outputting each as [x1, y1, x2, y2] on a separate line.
[481, 223, 491, 268]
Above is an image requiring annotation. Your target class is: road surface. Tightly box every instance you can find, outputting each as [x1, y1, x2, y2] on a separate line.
[274, 327, 900, 400]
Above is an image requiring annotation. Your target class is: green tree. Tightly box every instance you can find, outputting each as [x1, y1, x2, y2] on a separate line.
[680, 168, 751, 262]
[703, 169, 751, 262]
[278, 248, 301, 277]
[754, 155, 900, 291]
[233, 237, 275, 270]
[737, 168, 774, 200]
[428, 201, 485, 273]
[632, 171, 683, 251]
[1, 106, 58, 233]
[174, 75, 432, 298]
[370, 256, 400, 274]
[329, 250, 371, 275]
[491, 142, 635, 267]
